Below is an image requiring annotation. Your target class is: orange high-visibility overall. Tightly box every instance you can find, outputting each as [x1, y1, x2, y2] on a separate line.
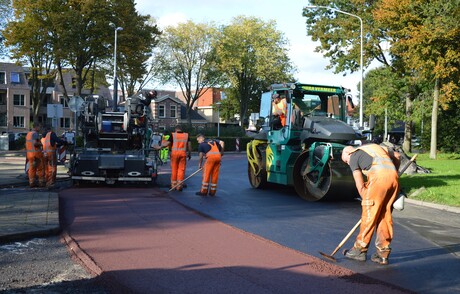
[170, 132, 188, 190]
[200, 141, 222, 196]
[272, 98, 287, 126]
[25, 130, 44, 187]
[42, 132, 58, 187]
[351, 144, 400, 255]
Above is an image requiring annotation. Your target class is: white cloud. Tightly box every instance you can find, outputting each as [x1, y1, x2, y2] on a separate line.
[157, 12, 188, 28]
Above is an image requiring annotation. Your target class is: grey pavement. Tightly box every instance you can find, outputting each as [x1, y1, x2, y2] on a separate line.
[0, 151, 68, 244]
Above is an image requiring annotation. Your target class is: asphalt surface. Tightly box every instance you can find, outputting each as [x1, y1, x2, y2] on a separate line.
[1, 151, 459, 293]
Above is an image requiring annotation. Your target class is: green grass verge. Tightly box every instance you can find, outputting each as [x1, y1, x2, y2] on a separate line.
[399, 153, 460, 207]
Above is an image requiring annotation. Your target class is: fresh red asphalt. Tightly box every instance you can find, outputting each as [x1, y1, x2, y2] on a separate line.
[60, 187, 410, 294]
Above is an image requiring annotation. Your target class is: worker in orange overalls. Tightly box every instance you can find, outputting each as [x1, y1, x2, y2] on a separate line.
[195, 134, 224, 197]
[272, 93, 287, 129]
[168, 125, 191, 191]
[42, 125, 67, 189]
[341, 143, 401, 265]
[25, 124, 45, 188]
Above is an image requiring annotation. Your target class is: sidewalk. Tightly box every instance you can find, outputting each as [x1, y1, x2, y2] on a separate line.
[0, 154, 68, 244]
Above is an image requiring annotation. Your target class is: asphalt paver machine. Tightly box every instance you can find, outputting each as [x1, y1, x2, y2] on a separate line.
[69, 94, 160, 185]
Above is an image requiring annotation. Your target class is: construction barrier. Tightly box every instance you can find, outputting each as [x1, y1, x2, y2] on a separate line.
[57, 146, 66, 163]
[236, 138, 240, 152]
[25, 157, 29, 175]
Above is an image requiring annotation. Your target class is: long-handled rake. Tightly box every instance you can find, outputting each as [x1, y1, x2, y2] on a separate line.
[168, 168, 202, 192]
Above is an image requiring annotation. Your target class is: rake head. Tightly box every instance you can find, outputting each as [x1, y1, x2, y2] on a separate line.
[319, 251, 337, 262]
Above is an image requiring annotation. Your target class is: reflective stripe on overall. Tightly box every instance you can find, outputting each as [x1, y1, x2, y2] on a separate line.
[170, 132, 188, 189]
[200, 141, 221, 196]
[351, 144, 399, 252]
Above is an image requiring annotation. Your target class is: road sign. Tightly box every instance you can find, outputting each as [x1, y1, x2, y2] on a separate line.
[69, 96, 84, 113]
[47, 104, 63, 118]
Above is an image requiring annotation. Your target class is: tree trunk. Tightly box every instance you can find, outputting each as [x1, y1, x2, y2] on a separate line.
[403, 93, 412, 153]
[430, 78, 439, 159]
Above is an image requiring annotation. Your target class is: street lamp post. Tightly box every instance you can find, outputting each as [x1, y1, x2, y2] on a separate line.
[304, 5, 364, 127]
[113, 26, 123, 112]
[216, 102, 222, 137]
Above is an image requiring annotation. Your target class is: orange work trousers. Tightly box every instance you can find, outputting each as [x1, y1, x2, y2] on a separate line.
[27, 153, 45, 187]
[355, 169, 399, 251]
[199, 156, 221, 196]
[170, 152, 187, 190]
[43, 151, 58, 187]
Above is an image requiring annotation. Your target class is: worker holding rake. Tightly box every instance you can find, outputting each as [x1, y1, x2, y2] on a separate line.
[195, 134, 224, 197]
[341, 143, 401, 265]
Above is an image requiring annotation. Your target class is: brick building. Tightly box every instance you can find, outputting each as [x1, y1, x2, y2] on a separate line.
[1, 61, 220, 138]
[0, 62, 111, 135]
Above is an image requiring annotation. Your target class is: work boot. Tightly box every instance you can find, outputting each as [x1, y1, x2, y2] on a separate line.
[343, 246, 367, 262]
[371, 248, 390, 265]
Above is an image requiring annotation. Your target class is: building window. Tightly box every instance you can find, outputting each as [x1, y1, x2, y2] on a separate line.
[10, 72, 21, 84]
[0, 72, 5, 84]
[0, 113, 6, 126]
[13, 94, 25, 106]
[159, 105, 165, 118]
[60, 117, 71, 128]
[13, 116, 25, 128]
[170, 105, 177, 118]
[0, 92, 6, 105]
[59, 96, 69, 108]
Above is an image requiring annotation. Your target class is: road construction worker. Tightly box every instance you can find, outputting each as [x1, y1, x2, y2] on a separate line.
[42, 125, 67, 188]
[160, 133, 170, 163]
[195, 134, 224, 197]
[341, 143, 401, 265]
[25, 124, 45, 188]
[272, 93, 287, 129]
[168, 125, 192, 191]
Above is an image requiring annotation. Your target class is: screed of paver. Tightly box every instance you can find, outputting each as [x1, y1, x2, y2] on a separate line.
[62, 188, 412, 294]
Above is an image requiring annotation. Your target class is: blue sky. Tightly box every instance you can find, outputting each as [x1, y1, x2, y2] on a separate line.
[135, 0, 363, 97]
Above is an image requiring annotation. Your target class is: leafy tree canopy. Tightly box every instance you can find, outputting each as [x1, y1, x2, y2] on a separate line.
[215, 16, 294, 126]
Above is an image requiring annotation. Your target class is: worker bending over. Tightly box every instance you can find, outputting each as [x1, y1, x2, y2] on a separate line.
[341, 143, 401, 265]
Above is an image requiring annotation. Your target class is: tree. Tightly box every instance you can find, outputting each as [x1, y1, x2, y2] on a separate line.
[4, 0, 115, 124]
[363, 66, 406, 134]
[4, 0, 158, 125]
[374, 0, 460, 158]
[113, 1, 161, 98]
[215, 16, 294, 128]
[0, 0, 12, 57]
[3, 0, 57, 124]
[153, 21, 222, 127]
[303, 0, 390, 75]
